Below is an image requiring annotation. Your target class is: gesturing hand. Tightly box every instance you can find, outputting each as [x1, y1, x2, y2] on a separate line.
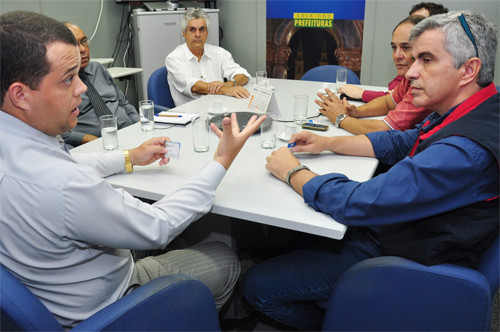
[210, 113, 267, 170]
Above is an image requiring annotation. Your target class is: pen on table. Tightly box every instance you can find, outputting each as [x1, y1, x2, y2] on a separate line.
[157, 114, 182, 118]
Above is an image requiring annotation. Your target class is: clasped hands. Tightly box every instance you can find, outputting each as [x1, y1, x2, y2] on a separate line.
[207, 80, 250, 99]
[315, 87, 359, 123]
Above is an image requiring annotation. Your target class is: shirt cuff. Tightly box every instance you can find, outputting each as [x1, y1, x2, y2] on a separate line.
[382, 117, 396, 130]
[362, 90, 387, 103]
[302, 173, 349, 209]
[197, 160, 227, 188]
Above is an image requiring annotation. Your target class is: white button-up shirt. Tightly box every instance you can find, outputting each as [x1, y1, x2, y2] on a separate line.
[0, 111, 226, 328]
[166, 43, 250, 106]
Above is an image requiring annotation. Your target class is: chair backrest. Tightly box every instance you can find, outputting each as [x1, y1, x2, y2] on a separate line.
[1, 264, 63, 331]
[321, 236, 500, 331]
[477, 236, 500, 294]
[1, 263, 221, 332]
[300, 65, 361, 85]
[147, 67, 175, 111]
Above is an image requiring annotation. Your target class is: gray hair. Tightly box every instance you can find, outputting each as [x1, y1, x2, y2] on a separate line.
[181, 8, 210, 33]
[410, 10, 497, 87]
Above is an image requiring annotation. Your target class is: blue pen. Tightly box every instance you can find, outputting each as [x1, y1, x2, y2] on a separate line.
[287, 142, 296, 150]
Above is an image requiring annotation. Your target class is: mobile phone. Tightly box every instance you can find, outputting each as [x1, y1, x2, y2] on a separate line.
[302, 123, 329, 131]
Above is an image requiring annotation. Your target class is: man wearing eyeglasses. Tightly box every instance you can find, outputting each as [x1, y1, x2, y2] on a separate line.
[61, 23, 140, 148]
[243, 11, 499, 331]
[166, 8, 251, 106]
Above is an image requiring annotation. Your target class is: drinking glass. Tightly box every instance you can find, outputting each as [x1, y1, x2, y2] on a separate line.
[336, 69, 347, 90]
[293, 95, 308, 125]
[260, 114, 277, 149]
[192, 116, 210, 152]
[139, 100, 155, 132]
[100, 115, 118, 151]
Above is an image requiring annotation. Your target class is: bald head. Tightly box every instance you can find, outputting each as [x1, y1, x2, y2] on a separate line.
[64, 22, 90, 70]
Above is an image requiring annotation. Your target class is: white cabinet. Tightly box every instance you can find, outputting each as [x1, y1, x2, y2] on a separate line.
[132, 9, 219, 100]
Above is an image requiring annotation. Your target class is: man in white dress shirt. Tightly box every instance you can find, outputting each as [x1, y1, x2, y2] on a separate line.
[0, 10, 265, 329]
[166, 8, 251, 106]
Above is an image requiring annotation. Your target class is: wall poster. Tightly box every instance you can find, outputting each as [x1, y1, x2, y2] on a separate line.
[266, 0, 365, 79]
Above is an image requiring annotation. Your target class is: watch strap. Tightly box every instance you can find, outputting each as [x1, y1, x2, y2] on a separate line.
[335, 113, 348, 128]
[123, 150, 133, 173]
[286, 165, 310, 186]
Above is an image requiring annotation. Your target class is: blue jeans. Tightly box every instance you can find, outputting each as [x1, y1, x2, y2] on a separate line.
[243, 227, 381, 331]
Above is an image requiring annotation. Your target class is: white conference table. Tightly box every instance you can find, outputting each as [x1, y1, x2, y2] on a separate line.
[72, 78, 386, 239]
[107, 67, 143, 80]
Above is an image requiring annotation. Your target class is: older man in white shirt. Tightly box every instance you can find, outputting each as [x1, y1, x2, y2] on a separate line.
[166, 8, 251, 106]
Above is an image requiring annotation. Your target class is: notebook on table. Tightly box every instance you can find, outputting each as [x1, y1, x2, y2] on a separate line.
[154, 111, 199, 125]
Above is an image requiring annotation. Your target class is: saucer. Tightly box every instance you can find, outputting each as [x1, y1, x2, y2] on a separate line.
[277, 132, 290, 141]
[208, 107, 230, 115]
[317, 88, 337, 95]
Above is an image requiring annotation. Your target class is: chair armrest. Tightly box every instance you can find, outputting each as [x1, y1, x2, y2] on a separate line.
[73, 274, 220, 331]
[322, 256, 492, 331]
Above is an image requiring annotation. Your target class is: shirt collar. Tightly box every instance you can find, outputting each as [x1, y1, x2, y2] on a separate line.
[0, 111, 61, 149]
[183, 43, 211, 61]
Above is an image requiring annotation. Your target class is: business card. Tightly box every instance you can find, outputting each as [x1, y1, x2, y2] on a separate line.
[164, 141, 180, 159]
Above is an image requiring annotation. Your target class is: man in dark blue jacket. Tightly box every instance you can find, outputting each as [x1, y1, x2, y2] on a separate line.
[244, 11, 499, 331]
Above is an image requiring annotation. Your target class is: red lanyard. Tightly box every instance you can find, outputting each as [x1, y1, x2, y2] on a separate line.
[409, 84, 498, 157]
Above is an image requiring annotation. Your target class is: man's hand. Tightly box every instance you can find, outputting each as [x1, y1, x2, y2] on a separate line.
[265, 147, 300, 182]
[223, 86, 250, 99]
[82, 134, 98, 144]
[207, 81, 225, 94]
[315, 88, 355, 123]
[288, 131, 329, 154]
[129, 137, 171, 167]
[337, 84, 364, 99]
[210, 112, 266, 170]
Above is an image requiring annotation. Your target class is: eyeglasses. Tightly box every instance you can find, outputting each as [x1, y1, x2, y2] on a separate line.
[78, 37, 89, 47]
[458, 14, 479, 58]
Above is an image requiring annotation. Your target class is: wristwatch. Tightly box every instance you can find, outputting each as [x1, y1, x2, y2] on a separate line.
[286, 165, 310, 186]
[335, 113, 348, 128]
[123, 150, 133, 173]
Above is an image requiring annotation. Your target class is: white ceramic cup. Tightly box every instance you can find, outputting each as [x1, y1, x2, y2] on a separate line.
[285, 124, 298, 139]
[212, 100, 223, 113]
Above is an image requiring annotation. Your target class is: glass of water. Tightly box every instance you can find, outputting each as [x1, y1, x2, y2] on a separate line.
[100, 115, 118, 151]
[260, 114, 277, 149]
[139, 100, 155, 132]
[336, 69, 347, 90]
